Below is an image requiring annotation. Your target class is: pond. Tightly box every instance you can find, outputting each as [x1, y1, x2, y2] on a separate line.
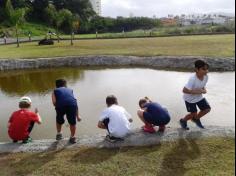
[0, 67, 235, 142]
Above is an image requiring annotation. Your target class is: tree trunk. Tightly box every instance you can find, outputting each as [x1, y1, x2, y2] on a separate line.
[57, 28, 60, 43]
[71, 31, 73, 46]
[16, 28, 19, 47]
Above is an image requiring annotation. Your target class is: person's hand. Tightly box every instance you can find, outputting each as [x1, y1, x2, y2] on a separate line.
[201, 88, 207, 94]
[77, 115, 82, 122]
[35, 108, 39, 114]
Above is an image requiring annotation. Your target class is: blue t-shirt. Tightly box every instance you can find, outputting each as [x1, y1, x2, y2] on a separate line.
[54, 87, 77, 108]
[144, 102, 170, 120]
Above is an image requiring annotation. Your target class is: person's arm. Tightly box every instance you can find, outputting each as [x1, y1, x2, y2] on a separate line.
[124, 109, 133, 123]
[76, 107, 82, 122]
[52, 92, 56, 107]
[8, 114, 13, 128]
[97, 121, 106, 129]
[98, 109, 108, 128]
[35, 108, 42, 124]
[183, 87, 206, 95]
[183, 75, 205, 95]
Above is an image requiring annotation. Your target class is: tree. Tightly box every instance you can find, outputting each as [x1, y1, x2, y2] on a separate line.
[11, 8, 25, 47]
[11, 0, 27, 9]
[69, 15, 80, 45]
[53, 0, 95, 21]
[54, 9, 73, 42]
[0, 0, 15, 26]
[29, 0, 49, 21]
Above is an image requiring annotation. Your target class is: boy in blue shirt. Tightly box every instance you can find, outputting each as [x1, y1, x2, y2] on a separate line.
[52, 79, 81, 144]
[180, 60, 211, 130]
[137, 97, 171, 133]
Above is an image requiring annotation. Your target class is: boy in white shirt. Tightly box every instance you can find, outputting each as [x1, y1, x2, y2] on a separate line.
[180, 60, 211, 130]
[98, 95, 133, 141]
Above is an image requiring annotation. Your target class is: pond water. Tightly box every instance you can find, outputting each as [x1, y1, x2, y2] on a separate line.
[0, 67, 235, 142]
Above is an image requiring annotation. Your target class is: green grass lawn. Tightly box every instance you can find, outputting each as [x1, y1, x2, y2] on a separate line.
[0, 137, 234, 176]
[0, 34, 234, 59]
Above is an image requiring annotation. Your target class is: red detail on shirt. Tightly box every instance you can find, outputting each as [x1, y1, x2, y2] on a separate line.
[8, 109, 39, 140]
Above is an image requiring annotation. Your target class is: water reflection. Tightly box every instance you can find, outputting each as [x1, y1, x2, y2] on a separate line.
[0, 68, 234, 142]
[0, 68, 85, 96]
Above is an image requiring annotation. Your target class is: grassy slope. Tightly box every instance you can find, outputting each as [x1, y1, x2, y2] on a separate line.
[0, 137, 234, 176]
[0, 34, 234, 59]
[0, 23, 56, 37]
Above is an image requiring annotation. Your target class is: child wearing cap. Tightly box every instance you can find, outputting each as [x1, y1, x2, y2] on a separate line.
[52, 79, 81, 144]
[8, 97, 42, 143]
[137, 97, 171, 133]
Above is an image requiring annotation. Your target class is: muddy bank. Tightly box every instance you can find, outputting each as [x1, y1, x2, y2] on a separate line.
[0, 56, 235, 71]
[0, 126, 234, 153]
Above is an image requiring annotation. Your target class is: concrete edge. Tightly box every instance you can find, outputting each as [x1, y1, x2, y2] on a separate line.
[0, 56, 235, 72]
[0, 126, 234, 153]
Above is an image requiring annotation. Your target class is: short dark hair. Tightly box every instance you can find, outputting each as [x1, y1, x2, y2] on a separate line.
[56, 79, 67, 88]
[106, 95, 118, 106]
[139, 98, 148, 108]
[19, 102, 31, 109]
[195, 60, 209, 70]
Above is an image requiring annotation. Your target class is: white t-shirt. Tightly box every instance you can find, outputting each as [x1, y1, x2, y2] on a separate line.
[183, 73, 208, 103]
[99, 105, 131, 138]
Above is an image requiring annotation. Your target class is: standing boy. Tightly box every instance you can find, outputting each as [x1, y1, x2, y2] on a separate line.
[98, 95, 133, 142]
[52, 79, 81, 144]
[8, 97, 42, 143]
[180, 60, 211, 130]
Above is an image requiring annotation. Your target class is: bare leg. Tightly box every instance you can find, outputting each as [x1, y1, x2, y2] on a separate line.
[137, 110, 152, 127]
[196, 109, 211, 119]
[70, 125, 76, 137]
[56, 123, 62, 133]
[183, 112, 197, 121]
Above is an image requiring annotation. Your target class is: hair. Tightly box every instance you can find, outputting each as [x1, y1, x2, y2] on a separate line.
[195, 60, 209, 70]
[19, 102, 31, 109]
[106, 95, 118, 106]
[139, 97, 151, 108]
[56, 79, 67, 88]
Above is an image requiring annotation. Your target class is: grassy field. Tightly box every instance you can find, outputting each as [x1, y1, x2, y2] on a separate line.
[0, 137, 234, 176]
[0, 34, 234, 59]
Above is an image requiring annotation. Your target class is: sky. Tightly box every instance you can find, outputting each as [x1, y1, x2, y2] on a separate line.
[101, 0, 235, 18]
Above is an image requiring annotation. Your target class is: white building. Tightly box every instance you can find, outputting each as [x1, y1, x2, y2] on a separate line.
[90, 0, 101, 16]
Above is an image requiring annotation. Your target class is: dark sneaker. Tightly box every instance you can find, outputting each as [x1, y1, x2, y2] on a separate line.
[56, 133, 63, 141]
[22, 137, 32, 144]
[180, 119, 190, 130]
[105, 135, 124, 143]
[192, 118, 205, 129]
[69, 137, 76, 144]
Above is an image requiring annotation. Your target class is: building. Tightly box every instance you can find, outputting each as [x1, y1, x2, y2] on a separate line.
[90, 0, 101, 16]
[160, 18, 178, 26]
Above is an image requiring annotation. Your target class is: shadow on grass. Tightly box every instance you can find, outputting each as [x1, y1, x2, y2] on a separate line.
[9, 141, 69, 176]
[157, 129, 202, 176]
[71, 147, 120, 164]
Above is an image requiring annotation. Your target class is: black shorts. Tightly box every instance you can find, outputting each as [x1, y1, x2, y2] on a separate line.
[56, 106, 78, 125]
[143, 112, 171, 126]
[185, 98, 211, 113]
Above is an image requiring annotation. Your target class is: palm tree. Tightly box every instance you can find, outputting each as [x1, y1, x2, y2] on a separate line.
[11, 8, 25, 47]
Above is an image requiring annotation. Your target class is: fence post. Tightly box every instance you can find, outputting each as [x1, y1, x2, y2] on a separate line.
[4, 36, 7, 44]
[28, 33, 31, 42]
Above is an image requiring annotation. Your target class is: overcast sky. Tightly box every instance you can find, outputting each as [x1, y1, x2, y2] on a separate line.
[102, 0, 235, 17]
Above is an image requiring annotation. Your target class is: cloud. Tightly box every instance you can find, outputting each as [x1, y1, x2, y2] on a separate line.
[102, 0, 235, 17]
